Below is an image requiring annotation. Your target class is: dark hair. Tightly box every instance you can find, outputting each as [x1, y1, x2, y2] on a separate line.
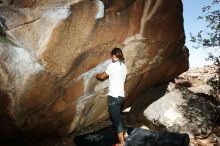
[111, 47, 125, 63]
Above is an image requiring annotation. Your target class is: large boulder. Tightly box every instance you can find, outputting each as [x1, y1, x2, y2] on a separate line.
[143, 83, 217, 138]
[0, 0, 188, 138]
[127, 65, 219, 145]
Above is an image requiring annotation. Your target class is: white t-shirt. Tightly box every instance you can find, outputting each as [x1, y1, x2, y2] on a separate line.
[105, 61, 127, 98]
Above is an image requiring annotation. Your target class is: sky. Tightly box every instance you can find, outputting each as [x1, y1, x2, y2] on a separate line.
[182, 0, 219, 67]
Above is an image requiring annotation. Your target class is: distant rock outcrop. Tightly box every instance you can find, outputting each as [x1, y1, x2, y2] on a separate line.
[176, 65, 220, 103]
[0, 0, 188, 138]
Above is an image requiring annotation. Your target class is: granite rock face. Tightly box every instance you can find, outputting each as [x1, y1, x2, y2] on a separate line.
[0, 0, 188, 138]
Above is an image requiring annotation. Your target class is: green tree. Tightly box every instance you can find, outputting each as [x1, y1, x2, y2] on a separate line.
[190, 0, 220, 48]
[190, 0, 220, 95]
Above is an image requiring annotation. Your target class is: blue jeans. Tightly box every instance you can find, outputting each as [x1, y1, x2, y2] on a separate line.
[108, 95, 126, 133]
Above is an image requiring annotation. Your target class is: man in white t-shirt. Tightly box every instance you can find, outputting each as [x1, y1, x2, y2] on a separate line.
[94, 48, 127, 146]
